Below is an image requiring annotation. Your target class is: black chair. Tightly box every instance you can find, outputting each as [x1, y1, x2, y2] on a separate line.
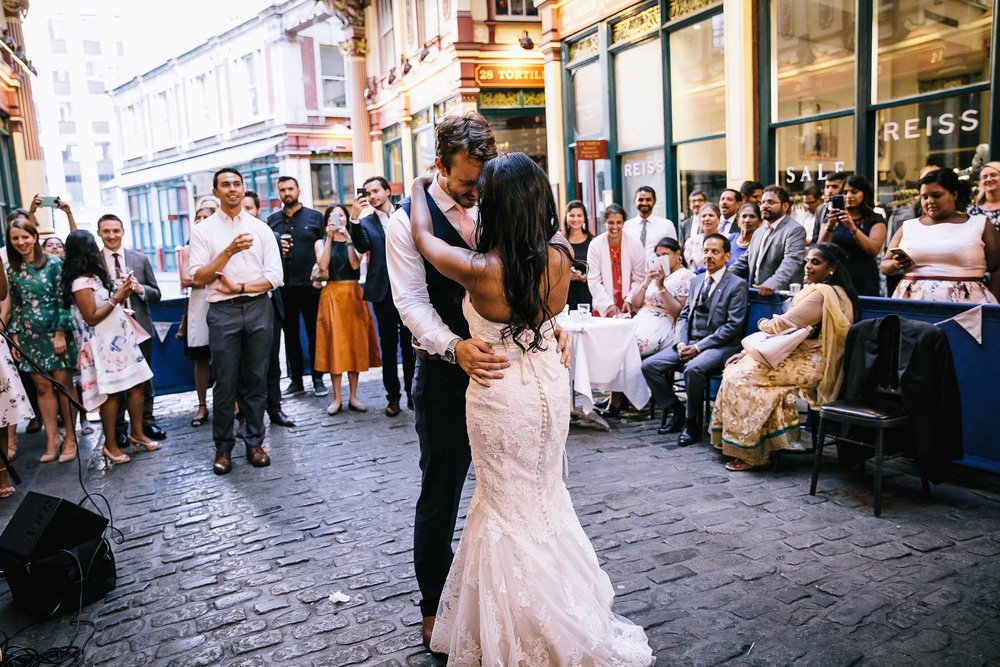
[809, 316, 929, 517]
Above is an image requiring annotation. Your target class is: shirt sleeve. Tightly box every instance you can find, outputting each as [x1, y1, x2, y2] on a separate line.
[187, 224, 209, 275]
[258, 222, 285, 290]
[385, 206, 459, 356]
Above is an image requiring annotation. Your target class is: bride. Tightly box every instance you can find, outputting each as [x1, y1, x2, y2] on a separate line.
[409, 152, 654, 665]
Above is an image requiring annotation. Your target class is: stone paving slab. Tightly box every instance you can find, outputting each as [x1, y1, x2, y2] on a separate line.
[0, 381, 998, 666]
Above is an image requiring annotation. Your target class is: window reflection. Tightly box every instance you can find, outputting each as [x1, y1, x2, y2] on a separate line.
[677, 138, 726, 210]
[670, 14, 726, 141]
[572, 62, 603, 138]
[775, 116, 855, 196]
[614, 39, 664, 151]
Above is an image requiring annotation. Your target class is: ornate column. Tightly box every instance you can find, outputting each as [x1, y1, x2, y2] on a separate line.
[4, 0, 45, 214]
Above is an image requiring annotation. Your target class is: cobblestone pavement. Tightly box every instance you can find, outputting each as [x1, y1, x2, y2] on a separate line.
[1, 376, 999, 666]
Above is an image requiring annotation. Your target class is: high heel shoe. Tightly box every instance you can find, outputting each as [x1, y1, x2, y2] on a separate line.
[58, 445, 78, 463]
[128, 436, 161, 452]
[101, 446, 131, 464]
[39, 450, 59, 463]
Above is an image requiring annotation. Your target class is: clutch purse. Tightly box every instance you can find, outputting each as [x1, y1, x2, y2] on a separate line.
[310, 263, 329, 282]
[741, 326, 812, 370]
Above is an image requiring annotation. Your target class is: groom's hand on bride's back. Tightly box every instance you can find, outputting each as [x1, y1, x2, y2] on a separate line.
[456, 339, 510, 387]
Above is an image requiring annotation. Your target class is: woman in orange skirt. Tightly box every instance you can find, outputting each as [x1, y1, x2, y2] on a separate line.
[314, 204, 381, 415]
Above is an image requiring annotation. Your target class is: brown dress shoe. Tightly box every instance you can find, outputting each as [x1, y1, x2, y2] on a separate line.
[213, 452, 232, 475]
[421, 616, 435, 650]
[247, 447, 271, 467]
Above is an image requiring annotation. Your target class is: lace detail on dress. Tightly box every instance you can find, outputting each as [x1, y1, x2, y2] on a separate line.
[430, 297, 654, 666]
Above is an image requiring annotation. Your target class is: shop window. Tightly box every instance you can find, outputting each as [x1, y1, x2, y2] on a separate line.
[319, 45, 346, 108]
[572, 62, 603, 138]
[775, 115, 855, 197]
[0, 119, 17, 229]
[670, 14, 725, 142]
[493, 0, 538, 19]
[481, 112, 547, 172]
[383, 124, 404, 198]
[874, 91, 988, 218]
[772, 0, 855, 120]
[614, 39, 663, 152]
[575, 157, 612, 229]
[620, 148, 667, 219]
[676, 137, 727, 216]
[310, 160, 355, 207]
[127, 188, 156, 262]
[875, 0, 992, 103]
[157, 185, 190, 271]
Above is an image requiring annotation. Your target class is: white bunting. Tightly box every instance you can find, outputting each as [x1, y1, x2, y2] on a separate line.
[152, 321, 174, 344]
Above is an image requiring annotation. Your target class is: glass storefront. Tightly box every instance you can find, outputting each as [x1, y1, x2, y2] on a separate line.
[776, 116, 855, 196]
[614, 38, 663, 152]
[670, 14, 725, 142]
[382, 124, 404, 198]
[676, 137, 726, 213]
[620, 147, 666, 218]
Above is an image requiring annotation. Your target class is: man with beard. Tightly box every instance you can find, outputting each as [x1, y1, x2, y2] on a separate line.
[267, 176, 327, 397]
[623, 186, 676, 261]
[731, 185, 806, 295]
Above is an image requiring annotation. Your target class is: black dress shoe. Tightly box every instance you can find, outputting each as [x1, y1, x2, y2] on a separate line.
[678, 429, 700, 447]
[213, 452, 232, 475]
[658, 405, 687, 435]
[384, 401, 401, 417]
[268, 410, 296, 427]
[144, 423, 167, 440]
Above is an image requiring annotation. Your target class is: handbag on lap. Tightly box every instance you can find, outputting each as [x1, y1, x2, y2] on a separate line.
[741, 326, 812, 370]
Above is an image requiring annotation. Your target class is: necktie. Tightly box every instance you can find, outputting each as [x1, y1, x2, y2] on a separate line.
[640, 219, 647, 247]
[456, 206, 477, 249]
[112, 252, 123, 279]
[699, 276, 713, 306]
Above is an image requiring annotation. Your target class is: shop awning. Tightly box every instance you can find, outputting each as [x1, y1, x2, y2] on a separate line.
[105, 136, 284, 191]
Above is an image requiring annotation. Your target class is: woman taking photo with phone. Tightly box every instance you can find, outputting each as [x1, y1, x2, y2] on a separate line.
[882, 168, 1000, 303]
[563, 200, 593, 311]
[313, 204, 380, 415]
[817, 175, 886, 297]
[628, 237, 693, 357]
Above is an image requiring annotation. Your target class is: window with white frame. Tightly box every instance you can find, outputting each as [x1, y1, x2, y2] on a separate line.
[319, 46, 346, 108]
[242, 53, 259, 118]
[155, 91, 173, 145]
[421, 0, 439, 42]
[57, 102, 73, 122]
[493, 0, 538, 19]
[378, 0, 395, 71]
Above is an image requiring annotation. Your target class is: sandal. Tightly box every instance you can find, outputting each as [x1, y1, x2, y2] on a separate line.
[191, 405, 209, 427]
[725, 459, 767, 472]
[0, 467, 13, 499]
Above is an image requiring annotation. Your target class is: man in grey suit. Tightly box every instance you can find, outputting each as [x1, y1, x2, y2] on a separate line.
[730, 185, 806, 296]
[641, 234, 748, 446]
[97, 214, 167, 443]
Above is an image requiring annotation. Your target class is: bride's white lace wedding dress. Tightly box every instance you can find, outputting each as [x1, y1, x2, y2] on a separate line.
[430, 298, 654, 665]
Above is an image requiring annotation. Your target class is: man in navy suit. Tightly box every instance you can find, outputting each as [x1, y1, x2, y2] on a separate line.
[349, 176, 415, 416]
[641, 233, 748, 446]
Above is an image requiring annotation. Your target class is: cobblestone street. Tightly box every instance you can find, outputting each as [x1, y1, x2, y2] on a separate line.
[1, 376, 999, 666]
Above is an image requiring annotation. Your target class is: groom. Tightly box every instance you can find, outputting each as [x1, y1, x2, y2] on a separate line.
[386, 113, 506, 651]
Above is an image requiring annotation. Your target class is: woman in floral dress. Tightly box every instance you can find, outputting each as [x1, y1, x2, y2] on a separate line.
[628, 237, 693, 357]
[5, 219, 79, 463]
[0, 256, 34, 497]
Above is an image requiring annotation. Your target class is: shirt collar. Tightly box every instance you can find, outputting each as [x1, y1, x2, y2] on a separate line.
[217, 208, 246, 225]
[430, 173, 461, 214]
[103, 246, 123, 257]
[708, 265, 727, 283]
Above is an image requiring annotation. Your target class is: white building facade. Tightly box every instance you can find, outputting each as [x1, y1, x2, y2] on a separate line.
[108, 0, 352, 272]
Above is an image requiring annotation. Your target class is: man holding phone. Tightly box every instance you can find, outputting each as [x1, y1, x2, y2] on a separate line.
[810, 171, 848, 245]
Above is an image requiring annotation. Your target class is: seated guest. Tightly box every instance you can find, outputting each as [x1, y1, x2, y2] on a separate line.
[729, 203, 761, 267]
[684, 203, 722, 271]
[882, 167, 1000, 304]
[711, 243, 858, 471]
[564, 200, 593, 311]
[587, 203, 645, 317]
[731, 185, 807, 295]
[816, 175, 886, 296]
[629, 238, 693, 357]
[313, 204, 381, 415]
[641, 234, 748, 445]
[623, 186, 677, 260]
[62, 230, 159, 465]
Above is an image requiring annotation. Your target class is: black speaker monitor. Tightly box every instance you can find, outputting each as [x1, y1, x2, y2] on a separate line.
[0, 491, 108, 561]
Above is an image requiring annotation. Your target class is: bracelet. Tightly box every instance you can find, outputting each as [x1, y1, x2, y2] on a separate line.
[345, 242, 354, 247]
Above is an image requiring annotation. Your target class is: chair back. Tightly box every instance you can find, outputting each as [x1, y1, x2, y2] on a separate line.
[874, 314, 902, 397]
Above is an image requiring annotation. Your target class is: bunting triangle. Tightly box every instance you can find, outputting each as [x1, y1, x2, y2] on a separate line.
[935, 306, 983, 345]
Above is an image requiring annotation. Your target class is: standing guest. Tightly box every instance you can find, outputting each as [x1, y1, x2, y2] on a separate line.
[641, 234, 748, 443]
[28, 196, 78, 233]
[63, 231, 159, 464]
[587, 203, 645, 317]
[731, 185, 807, 296]
[679, 190, 707, 247]
[811, 171, 848, 245]
[266, 176, 327, 398]
[177, 202, 217, 428]
[816, 175, 886, 296]
[882, 168, 1000, 304]
[5, 219, 78, 463]
[242, 191, 295, 428]
[729, 203, 762, 267]
[712, 243, 857, 471]
[314, 204, 381, 415]
[0, 255, 34, 497]
[740, 180, 764, 206]
[684, 202, 722, 271]
[97, 214, 167, 444]
[629, 237, 693, 357]
[623, 186, 677, 260]
[795, 186, 823, 245]
[968, 161, 1000, 233]
[563, 200, 593, 311]
[3, 210, 41, 436]
[42, 237, 65, 258]
[718, 188, 743, 234]
[349, 176, 416, 417]
[189, 168, 283, 476]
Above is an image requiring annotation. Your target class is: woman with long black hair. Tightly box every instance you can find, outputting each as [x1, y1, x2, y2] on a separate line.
[817, 174, 886, 296]
[408, 152, 654, 664]
[62, 230, 159, 464]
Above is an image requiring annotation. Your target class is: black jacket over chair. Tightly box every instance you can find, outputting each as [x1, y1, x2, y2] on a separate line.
[839, 315, 963, 484]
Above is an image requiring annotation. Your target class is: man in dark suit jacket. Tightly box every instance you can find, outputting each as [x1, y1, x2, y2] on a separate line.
[97, 214, 166, 442]
[349, 175, 415, 416]
[731, 185, 806, 296]
[641, 233, 748, 446]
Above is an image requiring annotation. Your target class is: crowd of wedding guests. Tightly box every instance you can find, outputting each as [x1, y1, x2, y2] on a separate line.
[0, 160, 997, 490]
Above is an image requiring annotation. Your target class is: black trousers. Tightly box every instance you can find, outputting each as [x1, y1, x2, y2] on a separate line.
[266, 302, 283, 413]
[115, 339, 156, 442]
[372, 298, 415, 403]
[279, 285, 321, 387]
[411, 357, 471, 617]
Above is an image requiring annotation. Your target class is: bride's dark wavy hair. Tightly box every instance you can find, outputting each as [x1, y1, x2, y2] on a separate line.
[61, 230, 113, 307]
[476, 152, 571, 352]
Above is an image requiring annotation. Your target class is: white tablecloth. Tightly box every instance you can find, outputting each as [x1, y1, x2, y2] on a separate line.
[559, 315, 651, 414]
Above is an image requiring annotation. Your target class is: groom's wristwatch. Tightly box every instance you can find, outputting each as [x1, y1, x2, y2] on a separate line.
[443, 337, 462, 364]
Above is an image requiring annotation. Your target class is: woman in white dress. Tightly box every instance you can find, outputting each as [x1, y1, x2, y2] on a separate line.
[177, 202, 216, 426]
[409, 153, 654, 665]
[0, 256, 33, 498]
[629, 237, 693, 357]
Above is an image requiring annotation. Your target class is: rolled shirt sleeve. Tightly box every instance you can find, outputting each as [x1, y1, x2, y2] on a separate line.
[258, 223, 284, 290]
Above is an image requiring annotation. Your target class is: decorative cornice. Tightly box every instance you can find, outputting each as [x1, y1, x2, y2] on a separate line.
[2, 0, 28, 19]
[320, 0, 367, 27]
[340, 37, 367, 57]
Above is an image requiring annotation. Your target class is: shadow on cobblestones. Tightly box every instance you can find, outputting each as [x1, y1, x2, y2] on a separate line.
[1, 380, 999, 666]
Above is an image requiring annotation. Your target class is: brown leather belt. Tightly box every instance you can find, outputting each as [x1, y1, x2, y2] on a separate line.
[414, 348, 446, 362]
[227, 293, 267, 305]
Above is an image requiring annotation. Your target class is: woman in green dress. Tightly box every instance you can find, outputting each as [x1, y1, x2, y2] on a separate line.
[5, 219, 79, 463]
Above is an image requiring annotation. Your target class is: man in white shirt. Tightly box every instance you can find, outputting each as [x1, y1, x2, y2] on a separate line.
[623, 186, 676, 260]
[794, 186, 822, 246]
[189, 168, 284, 476]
